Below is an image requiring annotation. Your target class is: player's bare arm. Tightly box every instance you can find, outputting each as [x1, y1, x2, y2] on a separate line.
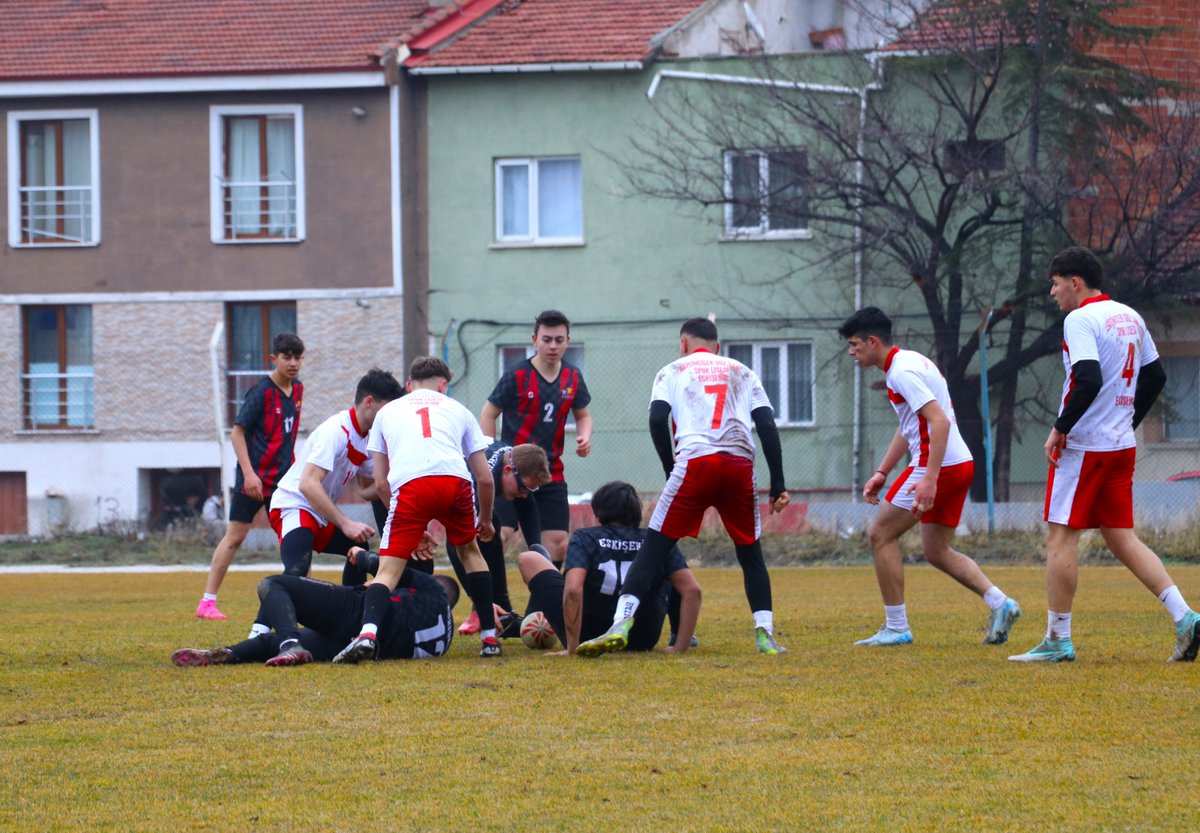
[354, 475, 377, 503]
[468, 450, 495, 541]
[573, 408, 593, 457]
[479, 401, 501, 439]
[230, 424, 263, 501]
[866, 430, 908, 505]
[908, 401, 950, 514]
[1044, 427, 1066, 468]
[550, 568, 586, 655]
[662, 568, 702, 653]
[299, 462, 373, 543]
[372, 451, 391, 505]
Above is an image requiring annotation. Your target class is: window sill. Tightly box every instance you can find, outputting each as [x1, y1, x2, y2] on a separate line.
[720, 230, 812, 243]
[777, 422, 816, 430]
[9, 241, 100, 249]
[15, 428, 100, 436]
[489, 239, 585, 250]
[212, 237, 305, 245]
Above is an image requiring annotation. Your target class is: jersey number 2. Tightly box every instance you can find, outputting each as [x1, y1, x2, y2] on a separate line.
[416, 407, 432, 438]
[1121, 344, 1136, 387]
[704, 383, 728, 429]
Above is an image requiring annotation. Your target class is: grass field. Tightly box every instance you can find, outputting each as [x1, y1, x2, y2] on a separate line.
[3, 565, 1199, 832]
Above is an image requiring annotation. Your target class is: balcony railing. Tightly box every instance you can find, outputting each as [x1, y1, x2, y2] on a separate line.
[18, 185, 94, 244]
[22, 371, 95, 429]
[221, 179, 297, 240]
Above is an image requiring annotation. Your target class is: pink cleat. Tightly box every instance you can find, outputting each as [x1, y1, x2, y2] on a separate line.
[195, 599, 228, 621]
[457, 608, 480, 635]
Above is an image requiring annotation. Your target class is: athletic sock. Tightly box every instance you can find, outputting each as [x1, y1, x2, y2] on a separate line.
[1158, 586, 1189, 623]
[359, 623, 379, 640]
[203, 593, 218, 602]
[463, 571, 496, 631]
[884, 604, 908, 632]
[481, 628, 497, 640]
[1047, 611, 1071, 640]
[982, 586, 1007, 611]
[247, 623, 270, 639]
[752, 610, 773, 632]
[278, 638, 299, 651]
[615, 594, 640, 623]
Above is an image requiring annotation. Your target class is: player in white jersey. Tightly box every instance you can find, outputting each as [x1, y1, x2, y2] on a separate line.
[1010, 247, 1199, 663]
[840, 307, 1020, 648]
[333, 357, 504, 661]
[578, 317, 790, 657]
[267, 369, 403, 580]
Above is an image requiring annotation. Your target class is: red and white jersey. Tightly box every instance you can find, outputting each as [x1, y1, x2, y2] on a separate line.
[1058, 295, 1159, 451]
[650, 349, 771, 463]
[270, 408, 373, 525]
[368, 390, 490, 492]
[884, 347, 972, 467]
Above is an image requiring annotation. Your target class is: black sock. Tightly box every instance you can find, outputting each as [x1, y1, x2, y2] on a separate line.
[735, 540, 772, 613]
[481, 538, 512, 611]
[464, 571, 496, 631]
[361, 583, 391, 635]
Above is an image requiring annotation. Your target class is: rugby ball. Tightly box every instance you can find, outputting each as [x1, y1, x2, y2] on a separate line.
[520, 611, 558, 649]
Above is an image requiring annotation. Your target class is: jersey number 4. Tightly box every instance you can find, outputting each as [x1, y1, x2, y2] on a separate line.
[1121, 343, 1136, 387]
[704, 383, 728, 429]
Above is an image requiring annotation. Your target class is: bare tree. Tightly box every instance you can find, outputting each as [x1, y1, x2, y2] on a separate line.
[623, 0, 1200, 498]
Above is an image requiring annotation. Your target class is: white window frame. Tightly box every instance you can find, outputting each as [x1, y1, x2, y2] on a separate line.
[209, 104, 305, 244]
[6, 109, 101, 248]
[722, 148, 811, 241]
[726, 340, 815, 427]
[493, 156, 584, 247]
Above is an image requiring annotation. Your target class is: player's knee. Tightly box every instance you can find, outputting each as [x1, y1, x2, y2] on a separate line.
[866, 522, 892, 551]
[256, 576, 277, 601]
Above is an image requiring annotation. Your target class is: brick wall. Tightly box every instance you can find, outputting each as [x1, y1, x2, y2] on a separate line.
[0, 305, 20, 442]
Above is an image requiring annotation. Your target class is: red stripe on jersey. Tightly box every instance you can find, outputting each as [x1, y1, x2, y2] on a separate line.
[260, 386, 283, 490]
[341, 423, 368, 466]
[513, 369, 540, 448]
[550, 369, 577, 480]
[1079, 294, 1111, 307]
[917, 413, 930, 466]
[883, 346, 900, 371]
[887, 387, 905, 405]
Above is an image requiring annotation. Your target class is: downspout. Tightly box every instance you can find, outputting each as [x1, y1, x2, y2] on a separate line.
[645, 61, 885, 500]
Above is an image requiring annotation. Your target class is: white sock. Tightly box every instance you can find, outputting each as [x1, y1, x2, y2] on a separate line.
[247, 623, 269, 639]
[1158, 586, 1189, 623]
[885, 604, 908, 632]
[982, 586, 1006, 611]
[279, 638, 299, 651]
[360, 623, 379, 639]
[616, 594, 640, 623]
[752, 610, 773, 632]
[1047, 611, 1071, 640]
[481, 628, 497, 640]
[203, 593, 218, 602]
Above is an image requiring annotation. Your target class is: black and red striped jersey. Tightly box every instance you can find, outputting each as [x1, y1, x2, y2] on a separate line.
[487, 358, 590, 482]
[234, 376, 303, 496]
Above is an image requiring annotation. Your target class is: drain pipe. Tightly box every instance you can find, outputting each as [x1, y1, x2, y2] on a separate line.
[645, 62, 885, 499]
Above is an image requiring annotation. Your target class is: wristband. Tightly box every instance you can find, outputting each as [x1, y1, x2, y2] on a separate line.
[875, 469, 887, 477]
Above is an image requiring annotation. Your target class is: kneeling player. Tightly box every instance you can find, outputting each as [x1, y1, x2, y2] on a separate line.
[520, 481, 701, 655]
[172, 567, 459, 667]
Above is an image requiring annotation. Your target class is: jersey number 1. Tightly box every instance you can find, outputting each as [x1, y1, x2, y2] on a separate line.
[704, 383, 728, 429]
[416, 406, 432, 438]
[1121, 343, 1136, 387]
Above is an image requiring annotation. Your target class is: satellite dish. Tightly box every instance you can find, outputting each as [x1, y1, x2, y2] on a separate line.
[743, 2, 767, 42]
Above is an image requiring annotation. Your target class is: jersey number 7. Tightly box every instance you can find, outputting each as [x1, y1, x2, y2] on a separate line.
[704, 383, 727, 429]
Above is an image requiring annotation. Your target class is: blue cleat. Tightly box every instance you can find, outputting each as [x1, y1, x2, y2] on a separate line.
[577, 617, 633, 657]
[854, 626, 913, 647]
[1169, 610, 1200, 663]
[1008, 637, 1075, 663]
[984, 598, 1022, 645]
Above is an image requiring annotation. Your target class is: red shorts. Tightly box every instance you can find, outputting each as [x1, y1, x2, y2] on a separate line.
[1044, 446, 1135, 529]
[650, 452, 760, 545]
[381, 475, 478, 557]
[885, 461, 973, 526]
[269, 507, 335, 553]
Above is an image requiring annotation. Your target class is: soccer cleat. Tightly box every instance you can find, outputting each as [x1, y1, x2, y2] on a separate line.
[1169, 610, 1200, 663]
[457, 609, 480, 635]
[1007, 637, 1076, 663]
[854, 626, 914, 647]
[479, 635, 502, 657]
[755, 627, 788, 655]
[172, 647, 234, 667]
[195, 599, 228, 621]
[265, 642, 314, 667]
[984, 598, 1022, 645]
[332, 634, 376, 664]
[497, 610, 522, 640]
[576, 617, 634, 658]
[669, 633, 700, 649]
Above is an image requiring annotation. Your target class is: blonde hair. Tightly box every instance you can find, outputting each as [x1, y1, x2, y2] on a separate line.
[510, 444, 552, 487]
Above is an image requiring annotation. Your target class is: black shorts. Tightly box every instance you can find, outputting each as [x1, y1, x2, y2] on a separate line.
[229, 490, 266, 524]
[526, 568, 666, 652]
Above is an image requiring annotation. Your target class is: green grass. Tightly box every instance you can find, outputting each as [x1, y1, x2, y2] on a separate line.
[3, 566, 1200, 831]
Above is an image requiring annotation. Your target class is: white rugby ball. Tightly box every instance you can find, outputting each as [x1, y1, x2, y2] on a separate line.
[520, 611, 558, 649]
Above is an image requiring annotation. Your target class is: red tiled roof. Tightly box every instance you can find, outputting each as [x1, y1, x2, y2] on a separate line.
[0, 0, 430, 81]
[887, 0, 1016, 53]
[401, 0, 705, 69]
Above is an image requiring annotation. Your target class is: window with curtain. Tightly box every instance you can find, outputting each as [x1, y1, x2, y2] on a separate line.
[210, 106, 303, 242]
[226, 301, 297, 421]
[723, 148, 809, 237]
[1163, 355, 1200, 441]
[495, 157, 583, 244]
[8, 111, 98, 246]
[726, 341, 814, 425]
[22, 305, 94, 429]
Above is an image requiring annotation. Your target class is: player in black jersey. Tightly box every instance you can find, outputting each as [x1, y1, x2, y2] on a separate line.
[519, 481, 701, 654]
[173, 567, 459, 667]
[480, 310, 593, 567]
[197, 333, 305, 621]
[450, 443, 552, 635]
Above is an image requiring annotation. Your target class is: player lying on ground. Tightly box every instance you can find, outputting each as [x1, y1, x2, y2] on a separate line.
[1010, 246, 1200, 664]
[517, 481, 701, 655]
[578, 317, 789, 657]
[172, 564, 459, 667]
[839, 307, 1021, 648]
